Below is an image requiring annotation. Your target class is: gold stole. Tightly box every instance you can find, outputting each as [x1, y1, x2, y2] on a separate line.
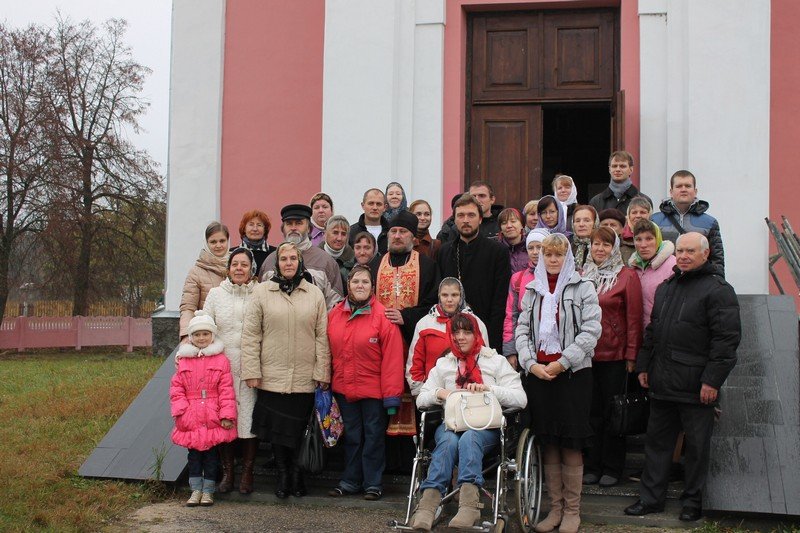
[376, 251, 420, 310]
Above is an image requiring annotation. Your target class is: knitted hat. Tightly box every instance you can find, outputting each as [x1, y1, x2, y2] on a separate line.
[389, 210, 419, 235]
[526, 227, 550, 246]
[598, 208, 626, 227]
[188, 310, 217, 336]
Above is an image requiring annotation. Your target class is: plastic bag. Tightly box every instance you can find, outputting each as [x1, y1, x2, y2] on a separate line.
[315, 386, 344, 448]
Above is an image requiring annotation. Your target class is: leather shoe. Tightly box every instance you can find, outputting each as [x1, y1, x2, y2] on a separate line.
[624, 500, 664, 516]
[679, 506, 702, 521]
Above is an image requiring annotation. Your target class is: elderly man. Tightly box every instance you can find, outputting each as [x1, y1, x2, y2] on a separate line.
[625, 232, 740, 522]
[349, 188, 390, 254]
[259, 204, 344, 305]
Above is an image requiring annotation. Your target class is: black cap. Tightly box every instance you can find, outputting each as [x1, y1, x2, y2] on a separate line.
[390, 210, 419, 235]
[598, 208, 626, 227]
[280, 204, 312, 221]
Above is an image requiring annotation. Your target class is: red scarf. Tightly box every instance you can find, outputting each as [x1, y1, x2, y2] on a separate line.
[446, 314, 485, 387]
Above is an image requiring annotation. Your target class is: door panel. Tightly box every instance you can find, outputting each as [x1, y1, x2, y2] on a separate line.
[472, 15, 540, 101]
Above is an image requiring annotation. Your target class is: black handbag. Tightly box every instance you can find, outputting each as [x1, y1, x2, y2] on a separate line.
[609, 374, 650, 436]
[297, 410, 325, 474]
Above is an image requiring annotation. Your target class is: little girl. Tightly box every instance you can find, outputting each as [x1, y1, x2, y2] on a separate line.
[171, 311, 238, 507]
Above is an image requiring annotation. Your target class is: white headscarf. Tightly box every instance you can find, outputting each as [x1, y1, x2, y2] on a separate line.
[531, 234, 576, 355]
[583, 233, 624, 294]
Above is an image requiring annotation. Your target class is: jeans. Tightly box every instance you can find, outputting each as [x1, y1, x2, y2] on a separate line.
[336, 395, 388, 492]
[187, 447, 219, 493]
[419, 423, 500, 496]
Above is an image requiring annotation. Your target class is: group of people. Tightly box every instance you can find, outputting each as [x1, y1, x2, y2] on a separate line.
[170, 150, 741, 532]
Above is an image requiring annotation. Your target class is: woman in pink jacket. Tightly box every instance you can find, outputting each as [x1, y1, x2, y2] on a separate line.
[628, 220, 676, 328]
[171, 311, 238, 507]
[327, 265, 405, 501]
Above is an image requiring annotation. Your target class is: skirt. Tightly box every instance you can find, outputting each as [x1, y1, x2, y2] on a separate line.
[527, 367, 593, 451]
[251, 390, 314, 448]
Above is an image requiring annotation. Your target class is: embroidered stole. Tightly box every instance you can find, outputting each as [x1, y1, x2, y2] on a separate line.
[376, 251, 420, 310]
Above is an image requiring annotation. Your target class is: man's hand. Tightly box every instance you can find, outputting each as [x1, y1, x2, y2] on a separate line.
[384, 308, 404, 325]
[626, 360, 636, 373]
[700, 383, 718, 404]
[638, 372, 649, 388]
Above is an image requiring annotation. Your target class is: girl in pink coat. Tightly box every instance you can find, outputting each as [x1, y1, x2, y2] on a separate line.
[171, 311, 238, 507]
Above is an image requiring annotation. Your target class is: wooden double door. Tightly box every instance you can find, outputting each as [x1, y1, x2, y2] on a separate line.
[467, 9, 622, 209]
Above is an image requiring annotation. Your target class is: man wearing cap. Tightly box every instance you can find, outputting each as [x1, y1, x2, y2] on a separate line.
[375, 210, 440, 343]
[259, 204, 345, 302]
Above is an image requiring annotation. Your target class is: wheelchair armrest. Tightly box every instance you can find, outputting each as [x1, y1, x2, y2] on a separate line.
[502, 407, 523, 416]
[419, 406, 444, 414]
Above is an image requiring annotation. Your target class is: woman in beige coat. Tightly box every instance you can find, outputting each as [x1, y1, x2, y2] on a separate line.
[241, 242, 331, 500]
[179, 222, 230, 339]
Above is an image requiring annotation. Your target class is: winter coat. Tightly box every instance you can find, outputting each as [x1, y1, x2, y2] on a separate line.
[348, 213, 389, 254]
[202, 278, 258, 438]
[651, 199, 725, 276]
[414, 231, 441, 260]
[636, 261, 740, 405]
[503, 268, 536, 356]
[170, 340, 238, 451]
[240, 279, 331, 393]
[416, 346, 527, 410]
[406, 306, 490, 395]
[593, 267, 643, 363]
[436, 217, 457, 244]
[589, 183, 651, 216]
[179, 250, 227, 337]
[629, 240, 677, 328]
[328, 296, 405, 407]
[515, 271, 602, 374]
[497, 235, 529, 274]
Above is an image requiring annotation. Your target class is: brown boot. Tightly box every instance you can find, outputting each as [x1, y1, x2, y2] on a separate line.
[535, 463, 563, 532]
[448, 483, 483, 529]
[559, 464, 583, 533]
[409, 488, 441, 531]
[238, 438, 258, 494]
[217, 442, 235, 493]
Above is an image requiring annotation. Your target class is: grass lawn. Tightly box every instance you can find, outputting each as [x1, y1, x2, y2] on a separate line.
[0, 350, 165, 531]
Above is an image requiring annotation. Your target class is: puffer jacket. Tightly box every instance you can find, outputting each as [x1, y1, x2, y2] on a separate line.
[416, 346, 527, 410]
[240, 279, 331, 393]
[328, 296, 404, 407]
[179, 250, 227, 337]
[497, 234, 529, 274]
[651, 199, 725, 276]
[629, 240, 676, 328]
[170, 340, 238, 451]
[593, 267, 643, 362]
[515, 272, 602, 374]
[636, 261, 740, 405]
[502, 267, 535, 356]
[406, 306, 490, 395]
[202, 278, 258, 438]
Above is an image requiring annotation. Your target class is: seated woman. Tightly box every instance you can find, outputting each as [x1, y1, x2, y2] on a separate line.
[410, 313, 526, 532]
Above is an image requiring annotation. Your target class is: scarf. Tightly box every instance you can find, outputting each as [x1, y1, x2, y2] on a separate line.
[563, 183, 578, 206]
[608, 178, 632, 199]
[631, 222, 665, 269]
[270, 249, 312, 295]
[383, 181, 408, 222]
[572, 236, 591, 269]
[446, 313, 484, 386]
[324, 242, 345, 259]
[228, 247, 258, 279]
[584, 234, 624, 294]
[535, 195, 571, 237]
[242, 236, 269, 252]
[346, 294, 372, 316]
[532, 240, 576, 355]
[432, 277, 468, 323]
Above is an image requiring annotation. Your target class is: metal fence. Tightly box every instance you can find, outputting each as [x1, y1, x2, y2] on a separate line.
[765, 216, 800, 295]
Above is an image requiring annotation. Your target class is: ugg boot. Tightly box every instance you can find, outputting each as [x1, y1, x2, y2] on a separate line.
[217, 442, 235, 493]
[273, 445, 290, 499]
[535, 463, 563, 532]
[238, 438, 258, 494]
[448, 483, 483, 529]
[409, 488, 441, 531]
[558, 464, 583, 533]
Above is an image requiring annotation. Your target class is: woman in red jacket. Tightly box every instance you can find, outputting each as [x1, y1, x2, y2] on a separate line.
[582, 227, 643, 487]
[327, 265, 405, 501]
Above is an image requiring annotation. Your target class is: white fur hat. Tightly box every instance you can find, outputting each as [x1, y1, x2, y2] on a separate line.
[188, 310, 217, 336]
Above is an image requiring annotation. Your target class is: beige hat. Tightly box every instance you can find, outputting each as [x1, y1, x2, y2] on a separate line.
[188, 310, 217, 337]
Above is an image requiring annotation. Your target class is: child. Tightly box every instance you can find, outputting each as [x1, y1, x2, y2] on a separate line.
[171, 311, 238, 507]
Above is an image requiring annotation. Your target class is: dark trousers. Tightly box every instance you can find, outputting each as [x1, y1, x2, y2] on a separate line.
[585, 360, 628, 478]
[336, 395, 388, 492]
[187, 447, 219, 483]
[640, 398, 715, 509]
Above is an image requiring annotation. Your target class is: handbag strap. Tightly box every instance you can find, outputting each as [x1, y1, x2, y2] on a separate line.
[665, 211, 686, 235]
[460, 393, 497, 432]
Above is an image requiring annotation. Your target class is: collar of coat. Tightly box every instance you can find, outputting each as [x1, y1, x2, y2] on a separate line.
[176, 340, 225, 359]
[628, 239, 675, 270]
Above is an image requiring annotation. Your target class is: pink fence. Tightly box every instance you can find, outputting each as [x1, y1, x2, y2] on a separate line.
[0, 316, 151, 352]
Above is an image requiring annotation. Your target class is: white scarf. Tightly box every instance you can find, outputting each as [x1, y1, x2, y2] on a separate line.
[324, 242, 345, 259]
[531, 242, 576, 355]
[583, 235, 624, 294]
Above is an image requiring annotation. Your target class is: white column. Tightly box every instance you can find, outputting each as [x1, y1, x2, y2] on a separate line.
[164, 0, 226, 310]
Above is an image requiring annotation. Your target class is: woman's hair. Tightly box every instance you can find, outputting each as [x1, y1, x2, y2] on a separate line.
[237, 210, 271, 239]
[591, 226, 618, 246]
[551, 174, 574, 191]
[541, 233, 570, 255]
[353, 231, 376, 248]
[450, 313, 475, 333]
[572, 204, 598, 222]
[536, 195, 558, 215]
[408, 199, 432, 213]
[627, 196, 653, 215]
[633, 219, 658, 237]
[523, 199, 539, 216]
[276, 241, 300, 261]
[205, 221, 229, 241]
[325, 214, 350, 232]
[310, 192, 333, 210]
[498, 207, 523, 226]
[347, 264, 372, 283]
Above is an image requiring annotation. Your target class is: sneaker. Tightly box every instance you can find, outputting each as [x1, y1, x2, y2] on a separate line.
[599, 475, 619, 487]
[582, 473, 600, 485]
[186, 490, 202, 507]
[364, 489, 382, 501]
[200, 492, 214, 506]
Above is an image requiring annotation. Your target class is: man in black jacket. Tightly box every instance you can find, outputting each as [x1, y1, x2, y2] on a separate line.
[625, 232, 740, 522]
[589, 151, 652, 215]
[348, 188, 390, 254]
[437, 193, 510, 350]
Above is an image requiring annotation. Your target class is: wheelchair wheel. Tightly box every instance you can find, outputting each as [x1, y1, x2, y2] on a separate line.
[515, 427, 542, 532]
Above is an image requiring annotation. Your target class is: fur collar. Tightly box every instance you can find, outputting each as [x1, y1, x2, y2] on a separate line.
[629, 240, 675, 270]
[176, 340, 225, 359]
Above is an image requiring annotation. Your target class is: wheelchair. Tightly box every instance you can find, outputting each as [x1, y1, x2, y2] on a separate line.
[389, 405, 543, 532]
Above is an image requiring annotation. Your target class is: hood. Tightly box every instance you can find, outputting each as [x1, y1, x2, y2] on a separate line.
[176, 340, 225, 360]
[659, 198, 709, 216]
[629, 239, 675, 270]
[196, 249, 228, 277]
[220, 277, 257, 294]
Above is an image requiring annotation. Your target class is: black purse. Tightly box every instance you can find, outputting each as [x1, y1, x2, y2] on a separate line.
[297, 410, 325, 474]
[609, 373, 650, 436]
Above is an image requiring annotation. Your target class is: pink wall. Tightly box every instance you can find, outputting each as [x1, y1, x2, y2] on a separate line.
[220, 1, 325, 244]
[769, 0, 800, 305]
[442, 0, 640, 216]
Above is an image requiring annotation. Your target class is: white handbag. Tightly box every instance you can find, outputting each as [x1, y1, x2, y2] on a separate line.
[444, 390, 503, 432]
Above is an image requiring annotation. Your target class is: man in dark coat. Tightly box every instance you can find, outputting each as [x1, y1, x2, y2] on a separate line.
[437, 193, 511, 350]
[589, 150, 651, 215]
[349, 188, 390, 254]
[625, 232, 740, 522]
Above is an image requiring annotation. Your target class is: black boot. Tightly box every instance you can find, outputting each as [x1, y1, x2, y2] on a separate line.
[273, 445, 290, 499]
[290, 456, 307, 497]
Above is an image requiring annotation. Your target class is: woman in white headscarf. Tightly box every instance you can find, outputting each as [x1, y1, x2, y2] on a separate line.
[553, 174, 578, 232]
[515, 233, 601, 533]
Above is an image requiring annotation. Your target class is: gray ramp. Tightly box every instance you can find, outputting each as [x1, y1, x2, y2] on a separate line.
[706, 295, 799, 515]
[79, 347, 187, 481]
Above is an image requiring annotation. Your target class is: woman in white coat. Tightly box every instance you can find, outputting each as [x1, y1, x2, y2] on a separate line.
[202, 247, 259, 494]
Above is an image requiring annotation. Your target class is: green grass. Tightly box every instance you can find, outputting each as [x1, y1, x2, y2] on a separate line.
[0, 350, 166, 532]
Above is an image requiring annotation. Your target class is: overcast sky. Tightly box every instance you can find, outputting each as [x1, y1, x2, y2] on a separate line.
[2, 0, 172, 171]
